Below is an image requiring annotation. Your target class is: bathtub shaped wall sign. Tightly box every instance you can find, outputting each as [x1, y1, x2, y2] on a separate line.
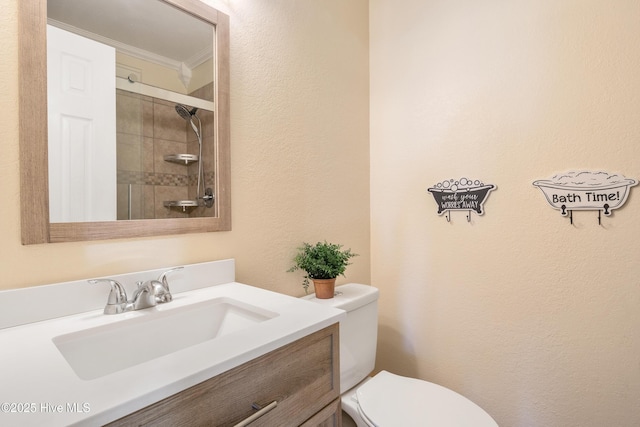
[427, 178, 496, 221]
[533, 170, 637, 219]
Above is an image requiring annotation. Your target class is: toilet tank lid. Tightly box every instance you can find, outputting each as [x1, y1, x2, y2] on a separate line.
[303, 283, 379, 312]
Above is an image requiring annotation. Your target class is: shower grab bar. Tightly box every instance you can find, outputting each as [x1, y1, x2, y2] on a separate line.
[116, 76, 215, 112]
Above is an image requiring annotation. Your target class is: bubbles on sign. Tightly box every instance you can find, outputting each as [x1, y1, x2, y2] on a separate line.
[432, 177, 485, 191]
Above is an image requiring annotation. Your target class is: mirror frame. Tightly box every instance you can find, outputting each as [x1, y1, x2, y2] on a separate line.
[18, 0, 231, 244]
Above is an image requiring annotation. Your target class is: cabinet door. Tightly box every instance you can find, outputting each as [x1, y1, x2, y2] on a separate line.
[108, 324, 340, 426]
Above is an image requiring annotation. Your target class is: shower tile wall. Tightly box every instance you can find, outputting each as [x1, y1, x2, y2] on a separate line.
[116, 90, 188, 219]
[116, 87, 214, 219]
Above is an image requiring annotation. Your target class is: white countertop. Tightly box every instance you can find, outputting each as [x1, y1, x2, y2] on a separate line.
[0, 282, 344, 426]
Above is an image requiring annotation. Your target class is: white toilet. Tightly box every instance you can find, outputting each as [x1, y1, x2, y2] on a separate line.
[304, 283, 498, 426]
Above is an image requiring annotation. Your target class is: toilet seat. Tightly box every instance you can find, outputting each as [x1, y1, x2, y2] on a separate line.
[355, 371, 498, 426]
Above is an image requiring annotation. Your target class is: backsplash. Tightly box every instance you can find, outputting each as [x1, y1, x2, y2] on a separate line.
[0, 259, 235, 330]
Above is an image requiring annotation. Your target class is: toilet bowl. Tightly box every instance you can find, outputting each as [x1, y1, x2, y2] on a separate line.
[304, 284, 497, 426]
[343, 370, 497, 426]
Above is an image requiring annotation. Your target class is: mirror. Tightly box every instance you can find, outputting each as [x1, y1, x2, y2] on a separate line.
[19, 0, 230, 244]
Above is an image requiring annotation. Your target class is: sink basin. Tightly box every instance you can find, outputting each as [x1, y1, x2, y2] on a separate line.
[53, 297, 277, 380]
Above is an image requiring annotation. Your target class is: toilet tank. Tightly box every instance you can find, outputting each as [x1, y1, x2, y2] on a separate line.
[303, 283, 379, 393]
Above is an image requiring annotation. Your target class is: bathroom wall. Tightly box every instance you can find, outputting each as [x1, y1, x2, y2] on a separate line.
[0, 0, 370, 296]
[4, 0, 638, 425]
[116, 52, 214, 96]
[370, 1, 640, 426]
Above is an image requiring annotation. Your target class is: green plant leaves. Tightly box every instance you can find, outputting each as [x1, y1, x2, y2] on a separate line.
[288, 241, 358, 292]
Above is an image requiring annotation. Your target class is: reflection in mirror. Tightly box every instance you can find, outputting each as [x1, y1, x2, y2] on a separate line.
[19, 0, 230, 243]
[47, 0, 216, 222]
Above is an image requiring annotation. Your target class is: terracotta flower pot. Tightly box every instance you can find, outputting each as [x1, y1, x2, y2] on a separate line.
[312, 278, 336, 299]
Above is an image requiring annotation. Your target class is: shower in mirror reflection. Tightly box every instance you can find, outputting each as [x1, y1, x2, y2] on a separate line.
[175, 104, 214, 208]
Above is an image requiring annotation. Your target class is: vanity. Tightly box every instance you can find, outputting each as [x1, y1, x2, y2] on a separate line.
[108, 325, 340, 426]
[0, 260, 344, 426]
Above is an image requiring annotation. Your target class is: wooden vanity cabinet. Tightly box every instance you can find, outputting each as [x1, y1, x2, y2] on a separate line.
[108, 323, 341, 427]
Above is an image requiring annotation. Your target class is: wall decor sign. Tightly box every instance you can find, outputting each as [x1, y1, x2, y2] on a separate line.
[533, 170, 637, 223]
[427, 178, 496, 222]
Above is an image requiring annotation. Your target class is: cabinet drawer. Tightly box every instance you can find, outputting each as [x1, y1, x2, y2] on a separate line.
[300, 398, 342, 427]
[108, 323, 340, 426]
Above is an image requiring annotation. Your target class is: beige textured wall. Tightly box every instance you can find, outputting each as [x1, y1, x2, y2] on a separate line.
[370, 1, 640, 426]
[0, 0, 370, 295]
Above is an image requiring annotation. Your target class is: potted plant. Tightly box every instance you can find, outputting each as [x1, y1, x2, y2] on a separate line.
[288, 241, 358, 298]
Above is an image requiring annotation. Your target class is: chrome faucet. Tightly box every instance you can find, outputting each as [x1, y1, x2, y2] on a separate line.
[89, 266, 183, 315]
[130, 281, 157, 310]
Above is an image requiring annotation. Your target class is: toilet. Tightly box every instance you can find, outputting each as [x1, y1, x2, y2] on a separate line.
[304, 283, 498, 426]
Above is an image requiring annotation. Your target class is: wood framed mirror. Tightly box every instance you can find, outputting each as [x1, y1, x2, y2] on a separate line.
[18, 0, 230, 244]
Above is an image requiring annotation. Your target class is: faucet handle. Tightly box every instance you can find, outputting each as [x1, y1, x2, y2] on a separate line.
[157, 266, 184, 292]
[148, 279, 172, 304]
[89, 279, 128, 315]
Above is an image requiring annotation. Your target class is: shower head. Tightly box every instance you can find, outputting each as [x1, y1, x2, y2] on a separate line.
[175, 103, 202, 143]
[175, 104, 198, 120]
[175, 103, 206, 204]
